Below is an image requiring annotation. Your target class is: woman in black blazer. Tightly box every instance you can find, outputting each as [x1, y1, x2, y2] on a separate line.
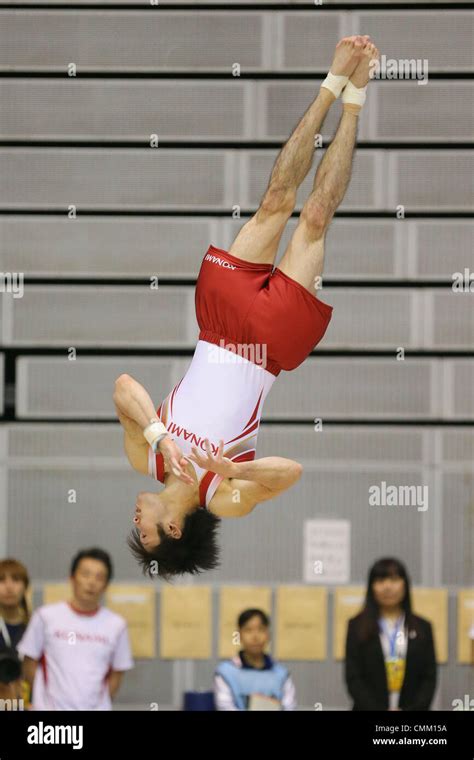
[344, 557, 437, 711]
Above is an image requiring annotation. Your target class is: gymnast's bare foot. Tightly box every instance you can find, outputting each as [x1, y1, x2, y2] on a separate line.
[329, 36, 369, 79]
[350, 41, 380, 88]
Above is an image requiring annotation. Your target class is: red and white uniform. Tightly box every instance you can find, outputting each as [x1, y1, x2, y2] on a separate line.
[149, 340, 276, 507]
[148, 244, 333, 507]
[17, 601, 134, 710]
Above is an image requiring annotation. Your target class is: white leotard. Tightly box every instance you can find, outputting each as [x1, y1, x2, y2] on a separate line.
[148, 340, 276, 506]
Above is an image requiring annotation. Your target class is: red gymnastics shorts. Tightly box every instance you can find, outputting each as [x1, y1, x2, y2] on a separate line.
[195, 244, 333, 377]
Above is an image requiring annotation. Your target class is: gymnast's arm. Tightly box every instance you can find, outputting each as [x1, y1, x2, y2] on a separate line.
[191, 442, 303, 515]
[224, 456, 303, 513]
[114, 404, 149, 475]
[113, 374, 192, 484]
[230, 456, 303, 492]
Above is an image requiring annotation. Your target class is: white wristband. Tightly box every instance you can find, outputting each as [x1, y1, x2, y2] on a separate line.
[342, 81, 367, 108]
[321, 71, 349, 99]
[143, 420, 167, 447]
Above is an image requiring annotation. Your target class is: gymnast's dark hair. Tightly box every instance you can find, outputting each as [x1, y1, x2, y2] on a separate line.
[70, 548, 113, 584]
[238, 609, 270, 629]
[127, 508, 221, 582]
[355, 557, 424, 641]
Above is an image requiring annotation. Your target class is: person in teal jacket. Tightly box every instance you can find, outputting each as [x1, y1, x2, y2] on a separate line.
[214, 608, 297, 710]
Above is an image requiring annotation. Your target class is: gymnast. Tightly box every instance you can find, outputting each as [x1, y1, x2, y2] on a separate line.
[113, 36, 379, 580]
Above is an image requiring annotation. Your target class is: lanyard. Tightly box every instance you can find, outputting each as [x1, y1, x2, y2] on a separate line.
[379, 615, 404, 658]
[0, 617, 12, 648]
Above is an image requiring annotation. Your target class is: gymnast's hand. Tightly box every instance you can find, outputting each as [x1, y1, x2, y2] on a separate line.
[159, 436, 195, 486]
[188, 439, 236, 478]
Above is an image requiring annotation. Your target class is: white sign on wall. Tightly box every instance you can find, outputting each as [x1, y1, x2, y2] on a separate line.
[303, 519, 351, 584]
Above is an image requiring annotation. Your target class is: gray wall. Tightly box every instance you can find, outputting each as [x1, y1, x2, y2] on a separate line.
[0, 1, 473, 710]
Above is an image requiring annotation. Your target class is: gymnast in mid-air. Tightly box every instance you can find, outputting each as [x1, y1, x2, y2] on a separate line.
[113, 36, 379, 580]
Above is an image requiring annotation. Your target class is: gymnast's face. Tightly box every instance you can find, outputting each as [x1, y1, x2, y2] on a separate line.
[133, 491, 183, 551]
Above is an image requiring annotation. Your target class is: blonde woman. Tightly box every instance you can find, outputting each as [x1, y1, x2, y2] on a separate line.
[0, 558, 31, 708]
[0, 558, 30, 652]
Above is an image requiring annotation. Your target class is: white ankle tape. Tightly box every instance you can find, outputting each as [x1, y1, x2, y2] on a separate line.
[320, 71, 349, 99]
[342, 81, 367, 108]
[143, 419, 167, 447]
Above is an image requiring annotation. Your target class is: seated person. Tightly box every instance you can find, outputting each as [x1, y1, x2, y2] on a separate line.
[214, 608, 296, 710]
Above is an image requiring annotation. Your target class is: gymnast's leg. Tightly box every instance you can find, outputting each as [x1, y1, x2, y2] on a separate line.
[277, 41, 380, 293]
[228, 36, 368, 267]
